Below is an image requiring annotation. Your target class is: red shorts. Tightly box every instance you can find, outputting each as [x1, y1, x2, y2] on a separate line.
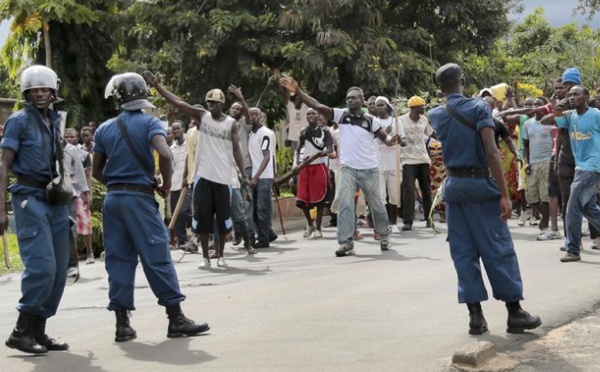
[76, 196, 92, 235]
[296, 163, 330, 208]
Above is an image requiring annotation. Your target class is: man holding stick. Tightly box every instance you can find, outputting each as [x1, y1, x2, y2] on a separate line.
[292, 108, 335, 239]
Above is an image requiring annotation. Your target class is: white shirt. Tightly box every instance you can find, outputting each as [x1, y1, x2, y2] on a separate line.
[249, 125, 275, 179]
[374, 117, 400, 172]
[333, 108, 381, 170]
[170, 139, 186, 191]
[287, 101, 308, 142]
[398, 113, 434, 165]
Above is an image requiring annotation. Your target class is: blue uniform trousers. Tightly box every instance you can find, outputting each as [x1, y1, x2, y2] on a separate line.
[103, 192, 186, 311]
[12, 193, 69, 318]
[446, 199, 524, 304]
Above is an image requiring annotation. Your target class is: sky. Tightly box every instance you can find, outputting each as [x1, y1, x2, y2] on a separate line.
[515, 0, 600, 27]
[0, 1, 597, 50]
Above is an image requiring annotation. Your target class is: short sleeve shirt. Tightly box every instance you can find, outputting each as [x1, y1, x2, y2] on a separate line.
[93, 110, 165, 186]
[555, 108, 600, 173]
[374, 117, 399, 171]
[521, 118, 553, 165]
[299, 125, 333, 166]
[249, 125, 275, 179]
[332, 108, 381, 170]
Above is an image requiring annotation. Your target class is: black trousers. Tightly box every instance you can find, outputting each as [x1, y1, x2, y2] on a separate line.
[402, 163, 432, 224]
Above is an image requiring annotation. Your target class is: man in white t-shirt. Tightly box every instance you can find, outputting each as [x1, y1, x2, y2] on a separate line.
[248, 107, 275, 248]
[398, 96, 435, 231]
[374, 96, 405, 234]
[279, 79, 398, 257]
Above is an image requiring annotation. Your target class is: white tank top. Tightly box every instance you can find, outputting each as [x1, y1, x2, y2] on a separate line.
[195, 114, 236, 185]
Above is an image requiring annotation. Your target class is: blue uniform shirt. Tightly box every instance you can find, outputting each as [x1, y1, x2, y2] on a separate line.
[94, 110, 165, 186]
[1, 106, 61, 195]
[428, 93, 501, 203]
[555, 108, 600, 173]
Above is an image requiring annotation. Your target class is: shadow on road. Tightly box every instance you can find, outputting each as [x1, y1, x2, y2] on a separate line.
[118, 337, 216, 366]
[9, 350, 109, 372]
[347, 249, 441, 263]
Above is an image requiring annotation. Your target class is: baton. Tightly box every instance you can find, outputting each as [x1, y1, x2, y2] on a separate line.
[168, 185, 188, 230]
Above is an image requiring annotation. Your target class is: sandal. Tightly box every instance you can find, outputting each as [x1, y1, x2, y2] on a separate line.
[245, 246, 257, 255]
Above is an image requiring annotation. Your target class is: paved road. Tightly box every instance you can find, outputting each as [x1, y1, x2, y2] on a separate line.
[1, 216, 600, 372]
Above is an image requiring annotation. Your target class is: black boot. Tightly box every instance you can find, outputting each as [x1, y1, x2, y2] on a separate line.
[33, 316, 69, 351]
[114, 310, 137, 342]
[467, 303, 488, 335]
[166, 304, 210, 338]
[5, 313, 48, 354]
[506, 302, 542, 334]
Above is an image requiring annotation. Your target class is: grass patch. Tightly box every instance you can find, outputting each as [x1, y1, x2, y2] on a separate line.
[0, 233, 24, 276]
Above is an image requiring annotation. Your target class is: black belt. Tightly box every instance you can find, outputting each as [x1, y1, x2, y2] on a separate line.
[107, 183, 154, 196]
[446, 167, 491, 178]
[16, 176, 48, 189]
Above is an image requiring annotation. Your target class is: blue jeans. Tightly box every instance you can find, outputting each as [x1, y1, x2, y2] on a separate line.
[565, 170, 600, 255]
[12, 193, 70, 318]
[337, 166, 390, 246]
[231, 187, 248, 234]
[244, 168, 255, 234]
[252, 178, 273, 244]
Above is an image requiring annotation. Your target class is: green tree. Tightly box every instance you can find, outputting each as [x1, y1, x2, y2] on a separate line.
[0, 0, 127, 127]
[112, 0, 517, 123]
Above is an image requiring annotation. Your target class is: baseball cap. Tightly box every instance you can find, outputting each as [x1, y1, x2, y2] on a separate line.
[205, 89, 225, 103]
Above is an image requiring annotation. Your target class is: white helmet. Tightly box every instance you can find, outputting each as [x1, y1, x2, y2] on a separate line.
[20, 65, 60, 93]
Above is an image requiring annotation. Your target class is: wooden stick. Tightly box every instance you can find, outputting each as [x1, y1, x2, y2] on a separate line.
[168, 185, 188, 230]
[272, 184, 286, 236]
[275, 152, 323, 186]
[2, 233, 9, 269]
[394, 106, 402, 210]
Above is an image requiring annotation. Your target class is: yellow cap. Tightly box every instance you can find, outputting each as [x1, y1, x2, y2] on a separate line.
[407, 96, 426, 108]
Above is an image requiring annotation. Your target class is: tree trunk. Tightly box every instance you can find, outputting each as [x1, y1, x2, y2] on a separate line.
[43, 20, 51, 68]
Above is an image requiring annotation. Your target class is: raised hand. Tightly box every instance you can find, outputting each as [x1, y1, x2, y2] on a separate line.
[143, 71, 158, 87]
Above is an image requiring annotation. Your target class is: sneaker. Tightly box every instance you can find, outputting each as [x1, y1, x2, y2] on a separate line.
[67, 267, 79, 278]
[86, 256, 95, 265]
[391, 225, 401, 234]
[216, 257, 229, 268]
[401, 223, 412, 231]
[335, 244, 355, 257]
[198, 258, 211, 270]
[373, 232, 380, 240]
[303, 224, 316, 238]
[353, 230, 363, 240]
[380, 237, 390, 251]
[560, 253, 581, 262]
[592, 237, 600, 250]
[537, 229, 562, 241]
[518, 214, 527, 227]
[529, 216, 539, 226]
[308, 230, 323, 240]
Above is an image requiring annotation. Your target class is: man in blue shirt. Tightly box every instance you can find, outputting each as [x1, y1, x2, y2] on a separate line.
[428, 63, 541, 335]
[0, 66, 70, 354]
[554, 86, 600, 262]
[94, 73, 209, 342]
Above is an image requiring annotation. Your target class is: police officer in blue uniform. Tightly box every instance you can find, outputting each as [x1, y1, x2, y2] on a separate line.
[94, 73, 209, 342]
[1, 65, 70, 354]
[428, 63, 541, 335]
